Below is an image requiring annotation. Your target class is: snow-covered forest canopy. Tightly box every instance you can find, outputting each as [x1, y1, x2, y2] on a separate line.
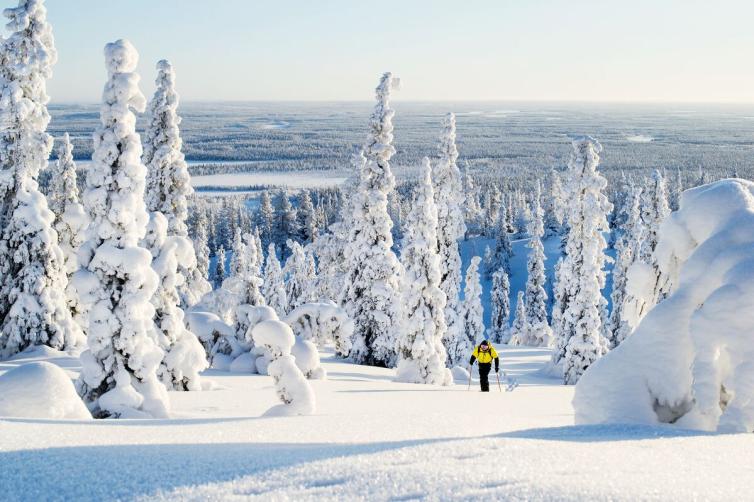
[2, 0, 754, 499]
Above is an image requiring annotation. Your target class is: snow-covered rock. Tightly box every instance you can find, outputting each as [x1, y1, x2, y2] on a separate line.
[574, 179, 754, 433]
[291, 338, 326, 380]
[0, 362, 91, 419]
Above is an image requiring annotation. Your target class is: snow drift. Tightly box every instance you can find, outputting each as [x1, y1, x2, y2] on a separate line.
[574, 179, 754, 432]
[0, 362, 91, 419]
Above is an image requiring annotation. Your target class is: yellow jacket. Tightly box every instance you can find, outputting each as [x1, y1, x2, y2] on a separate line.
[471, 344, 498, 364]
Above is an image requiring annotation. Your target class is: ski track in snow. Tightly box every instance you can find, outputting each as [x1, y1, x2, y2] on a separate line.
[1, 345, 753, 501]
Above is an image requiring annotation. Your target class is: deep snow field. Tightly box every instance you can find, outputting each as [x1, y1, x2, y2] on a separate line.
[2, 344, 753, 501]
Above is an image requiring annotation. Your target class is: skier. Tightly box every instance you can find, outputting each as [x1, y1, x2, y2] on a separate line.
[468, 340, 500, 392]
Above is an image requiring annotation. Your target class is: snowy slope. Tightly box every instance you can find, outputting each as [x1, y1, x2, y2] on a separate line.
[1, 345, 753, 501]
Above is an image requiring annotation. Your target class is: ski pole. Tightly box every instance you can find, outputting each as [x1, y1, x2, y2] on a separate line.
[495, 370, 502, 392]
[467, 366, 472, 391]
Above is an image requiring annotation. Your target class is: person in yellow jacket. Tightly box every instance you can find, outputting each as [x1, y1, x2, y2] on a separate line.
[468, 340, 499, 392]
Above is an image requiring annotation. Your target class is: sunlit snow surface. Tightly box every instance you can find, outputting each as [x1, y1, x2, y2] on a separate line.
[1, 344, 753, 501]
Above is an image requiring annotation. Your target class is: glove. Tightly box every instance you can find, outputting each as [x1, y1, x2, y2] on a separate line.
[495, 366, 499, 373]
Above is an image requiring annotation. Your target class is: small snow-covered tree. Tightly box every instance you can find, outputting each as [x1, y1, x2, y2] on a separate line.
[606, 185, 645, 347]
[489, 268, 510, 344]
[459, 256, 484, 356]
[0, 0, 83, 358]
[552, 137, 612, 385]
[433, 113, 466, 369]
[522, 182, 552, 347]
[283, 239, 315, 313]
[213, 245, 227, 288]
[193, 210, 211, 280]
[273, 189, 298, 254]
[486, 202, 512, 277]
[297, 189, 317, 243]
[262, 243, 288, 315]
[48, 133, 89, 277]
[341, 73, 402, 368]
[252, 319, 315, 416]
[395, 158, 452, 385]
[143, 59, 209, 308]
[544, 169, 565, 237]
[75, 40, 168, 418]
[143, 212, 207, 391]
[509, 291, 527, 346]
[257, 190, 274, 249]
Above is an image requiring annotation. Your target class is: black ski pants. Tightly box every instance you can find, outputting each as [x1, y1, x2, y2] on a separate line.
[478, 362, 491, 392]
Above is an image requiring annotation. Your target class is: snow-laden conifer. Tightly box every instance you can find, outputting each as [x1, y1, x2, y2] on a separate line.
[522, 182, 552, 347]
[257, 190, 274, 249]
[262, 243, 288, 315]
[433, 113, 466, 369]
[0, 0, 83, 358]
[143, 59, 209, 308]
[489, 268, 510, 344]
[213, 245, 226, 288]
[193, 209, 211, 280]
[341, 73, 402, 367]
[395, 158, 452, 385]
[297, 189, 317, 243]
[460, 256, 483, 354]
[283, 239, 315, 313]
[143, 212, 207, 391]
[509, 291, 527, 346]
[75, 40, 168, 418]
[486, 202, 512, 277]
[551, 137, 612, 385]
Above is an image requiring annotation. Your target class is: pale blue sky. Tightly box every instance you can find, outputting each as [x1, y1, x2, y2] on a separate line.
[37, 0, 754, 103]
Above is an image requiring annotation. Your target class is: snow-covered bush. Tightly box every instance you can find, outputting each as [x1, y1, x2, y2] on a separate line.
[252, 319, 315, 416]
[283, 301, 353, 357]
[262, 243, 288, 314]
[75, 40, 168, 419]
[574, 179, 754, 433]
[291, 338, 326, 380]
[185, 310, 235, 356]
[0, 0, 83, 359]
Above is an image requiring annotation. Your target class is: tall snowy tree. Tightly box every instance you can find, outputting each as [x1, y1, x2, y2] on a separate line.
[273, 189, 298, 255]
[142, 59, 209, 308]
[522, 182, 552, 347]
[262, 243, 288, 315]
[213, 245, 226, 288]
[257, 190, 274, 249]
[639, 169, 672, 304]
[395, 158, 452, 385]
[486, 202, 512, 277]
[606, 185, 645, 347]
[0, 0, 83, 358]
[509, 291, 526, 346]
[456, 256, 483, 362]
[48, 133, 88, 277]
[433, 113, 467, 368]
[297, 189, 317, 243]
[461, 162, 482, 237]
[544, 169, 565, 237]
[192, 209, 211, 281]
[488, 268, 510, 344]
[551, 137, 612, 385]
[142, 212, 207, 391]
[341, 72, 403, 368]
[283, 239, 315, 313]
[75, 40, 168, 418]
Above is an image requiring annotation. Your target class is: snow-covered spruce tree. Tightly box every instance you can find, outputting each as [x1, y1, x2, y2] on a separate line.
[482, 185, 501, 237]
[485, 202, 512, 277]
[606, 185, 645, 347]
[262, 243, 288, 315]
[48, 133, 89, 277]
[522, 182, 552, 347]
[489, 268, 510, 344]
[213, 245, 226, 288]
[433, 113, 466, 369]
[395, 158, 452, 385]
[544, 169, 565, 237]
[551, 137, 612, 385]
[461, 162, 482, 237]
[509, 291, 526, 346]
[143, 212, 207, 391]
[283, 239, 315, 314]
[273, 189, 298, 255]
[0, 0, 84, 358]
[341, 73, 402, 368]
[639, 169, 672, 304]
[257, 190, 274, 249]
[456, 256, 483, 362]
[297, 189, 317, 243]
[143, 59, 209, 308]
[75, 40, 168, 418]
[193, 209, 211, 281]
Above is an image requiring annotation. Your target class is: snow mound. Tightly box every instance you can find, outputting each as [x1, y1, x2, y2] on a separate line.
[574, 179, 754, 432]
[291, 338, 326, 380]
[229, 352, 257, 373]
[0, 362, 91, 419]
[451, 365, 470, 384]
